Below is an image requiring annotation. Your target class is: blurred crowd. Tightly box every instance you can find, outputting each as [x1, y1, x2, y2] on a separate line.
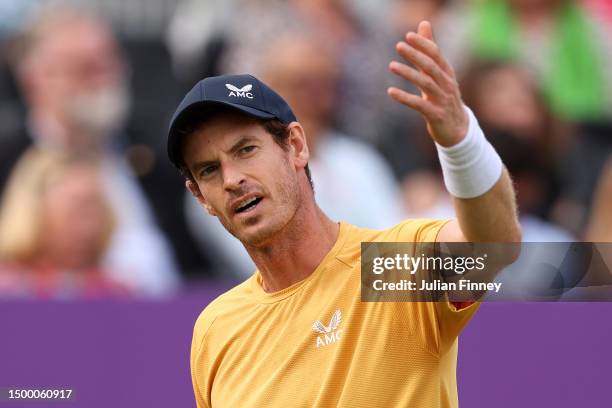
[0, 0, 610, 298]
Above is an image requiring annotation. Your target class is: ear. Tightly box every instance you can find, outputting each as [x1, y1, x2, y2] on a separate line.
[186, 180, 217, 217]
[286, 122, 310, 170]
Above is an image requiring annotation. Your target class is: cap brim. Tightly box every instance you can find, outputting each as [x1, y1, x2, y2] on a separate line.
[167, 100, 276, 167]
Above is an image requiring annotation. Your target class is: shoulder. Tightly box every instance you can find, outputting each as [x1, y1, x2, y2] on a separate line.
[191, 278, 255, 350]
[336, 219, 451, 265]
[391, 218, 451, 243]
[345, 218, 450, 243]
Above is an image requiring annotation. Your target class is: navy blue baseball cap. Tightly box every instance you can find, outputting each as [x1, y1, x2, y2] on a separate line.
[167, 74, 297, 167]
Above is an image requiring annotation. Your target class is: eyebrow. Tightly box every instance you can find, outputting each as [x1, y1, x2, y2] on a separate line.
[191, 135, 259, 173]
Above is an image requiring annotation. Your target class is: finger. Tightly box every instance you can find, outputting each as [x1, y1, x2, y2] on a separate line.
[417, 21, 434, 41]
[405, 32, 455, 78]
[387, 87, 439, 119]
[396, 42, 448, 88]
[389, 61, 444, 100]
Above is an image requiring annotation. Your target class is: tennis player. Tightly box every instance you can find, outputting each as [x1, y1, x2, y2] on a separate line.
[167, 22, 521, 408]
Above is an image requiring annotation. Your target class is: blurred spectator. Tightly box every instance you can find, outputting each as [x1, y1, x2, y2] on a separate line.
[3, 5, 181, 295]
[387, 0, 450, 34]
[185, 30, 406, 278]
[552, 119, 612, 234]
[399, 61, 574, 241]
[585, 156, 612, 241]
[168, 0, 390, 143]
[166, 0, 234, 81]
[462, 61, 574, 241]
[436, 0, 612, 121]
[0, 148, 130, 299]
[583, 155, 612, 286]
[377, 0, 452, 211]
[259, 32, 405, 227]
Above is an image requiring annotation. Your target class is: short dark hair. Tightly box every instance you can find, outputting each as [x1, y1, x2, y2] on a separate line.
[175, 105, 314, 190]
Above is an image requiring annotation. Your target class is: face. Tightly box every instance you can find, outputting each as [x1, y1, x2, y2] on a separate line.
[24, 17, 129, 135]
[474, 66, 542, 138]
[39, 165, 110, 269]
[389, 0, 445, 33]
[183, 114, 310, 247]
[262, 35, 339, 132]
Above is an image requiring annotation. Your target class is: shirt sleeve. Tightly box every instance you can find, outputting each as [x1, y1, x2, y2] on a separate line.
[392, 219, 481, 354]
[435, 298, 481, 351]
[394, 218, 451, 244]
[191, 310, 215, 408]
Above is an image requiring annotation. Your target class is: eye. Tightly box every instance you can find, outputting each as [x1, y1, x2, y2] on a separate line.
[200, 164, 218, 177]
[239, 145, 257, 155]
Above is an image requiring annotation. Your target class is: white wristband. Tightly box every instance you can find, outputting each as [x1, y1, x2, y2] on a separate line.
[436, 106, 503, 199]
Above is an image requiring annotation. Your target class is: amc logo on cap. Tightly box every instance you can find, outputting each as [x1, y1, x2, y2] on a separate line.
[225, 83, 254, 99]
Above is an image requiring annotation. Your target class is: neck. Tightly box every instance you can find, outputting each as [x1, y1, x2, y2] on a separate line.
[245, 198, 340, 293]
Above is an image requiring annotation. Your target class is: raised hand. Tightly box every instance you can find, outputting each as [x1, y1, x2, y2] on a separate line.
[388, 21, 468, 147]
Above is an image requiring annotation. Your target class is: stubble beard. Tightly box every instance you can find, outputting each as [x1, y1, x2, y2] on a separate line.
[222, 171, 302, 249]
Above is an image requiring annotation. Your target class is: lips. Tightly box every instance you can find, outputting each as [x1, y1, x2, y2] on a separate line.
[235, 196, 263, 213]
[229, 193, 264, 214]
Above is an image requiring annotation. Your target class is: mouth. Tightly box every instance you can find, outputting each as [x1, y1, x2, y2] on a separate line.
[234, 196, 264, 214]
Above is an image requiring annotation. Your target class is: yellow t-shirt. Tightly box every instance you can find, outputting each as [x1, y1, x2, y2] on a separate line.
[190, 219, 480, 407]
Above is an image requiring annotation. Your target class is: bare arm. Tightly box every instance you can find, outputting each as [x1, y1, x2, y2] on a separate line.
[388, 21, 521, 243]
[438, 168, 520, 243]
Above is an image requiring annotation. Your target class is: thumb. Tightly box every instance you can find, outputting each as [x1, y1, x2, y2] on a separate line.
[417, 21, 434, 41]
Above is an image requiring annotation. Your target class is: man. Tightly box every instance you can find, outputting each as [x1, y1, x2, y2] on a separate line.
[184, 29, 406, 278]
[167, 22, 521, 407]
[5, 7, 180, 295]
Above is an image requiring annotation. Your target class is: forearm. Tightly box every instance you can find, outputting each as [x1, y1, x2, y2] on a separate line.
[386, 21, 521, 243]
[435, 107, 521, 243]
[452, 167, 521, 242]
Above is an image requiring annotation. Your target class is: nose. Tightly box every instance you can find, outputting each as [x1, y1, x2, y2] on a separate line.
[222, 163, 246, 192]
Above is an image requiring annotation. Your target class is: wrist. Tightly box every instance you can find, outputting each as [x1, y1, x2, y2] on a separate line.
[435, 106, 503, 199]
[436, 107, 470, 148]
